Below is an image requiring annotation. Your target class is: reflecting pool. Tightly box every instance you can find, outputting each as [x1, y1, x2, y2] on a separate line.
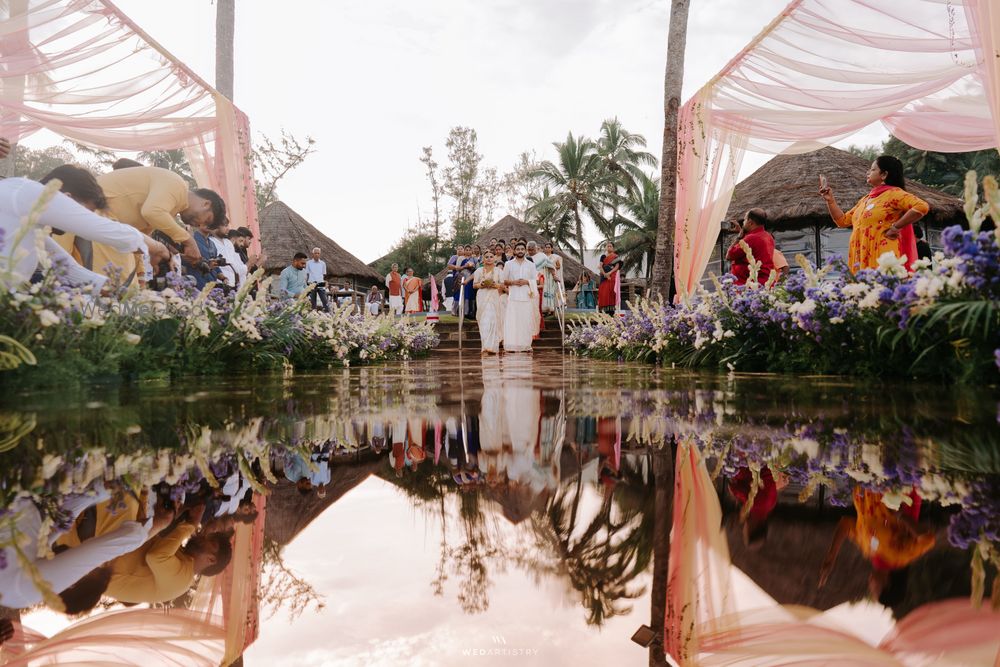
[1, 355, 999, 666]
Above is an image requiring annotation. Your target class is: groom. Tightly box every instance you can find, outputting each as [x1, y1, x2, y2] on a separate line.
[502, 241, 537, 353]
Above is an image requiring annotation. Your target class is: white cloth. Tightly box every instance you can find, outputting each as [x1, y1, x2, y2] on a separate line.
[388, 295, 404, 315]
[306, 258, 327, 283]
[214, 473, 252, 517]
[473, 266, 503, 353]
[209, 236, 237, 286]
[0, 497, 148, 608]
[502, 258, 537, 352]
[0, 178, 146, 286]
[368, 301, 381, 315]
[309, 455, 331, 487]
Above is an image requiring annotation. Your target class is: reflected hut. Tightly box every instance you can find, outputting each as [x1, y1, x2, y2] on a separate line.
[705, 147, 966, 277]
[259, 201, 382, 294]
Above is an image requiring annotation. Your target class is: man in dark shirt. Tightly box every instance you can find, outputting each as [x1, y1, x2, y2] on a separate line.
[726, 208, 776, 286]
[914, 225, 933, 261]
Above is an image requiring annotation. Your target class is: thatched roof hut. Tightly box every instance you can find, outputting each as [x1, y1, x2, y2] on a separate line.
[264, 457, 383, 546]
[432, 215, 588, 287]
[259, 201, 382, 285]
[706, 147, 965, 276]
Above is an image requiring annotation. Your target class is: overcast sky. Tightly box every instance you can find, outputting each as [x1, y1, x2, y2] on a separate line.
[108, 0, 885, 263]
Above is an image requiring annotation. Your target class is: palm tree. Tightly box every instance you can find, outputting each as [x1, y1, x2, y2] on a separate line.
[525, 185, 574, 248]
[609, 173, 660, 280]
[529, 133, 620, 260]
[137, 149, 196, 186]
[215, 0, 235, 100]
[650, 0, 691, 300]
[596, 118, 657, 197]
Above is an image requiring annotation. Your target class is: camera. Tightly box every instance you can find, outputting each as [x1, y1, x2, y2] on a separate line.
[210, 257, 228, 267]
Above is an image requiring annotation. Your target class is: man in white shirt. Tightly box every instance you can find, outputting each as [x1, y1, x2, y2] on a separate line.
[385, 263, 404, 315]
[305, 247, 330, 312]
[209, 218, 244, 289]
[0, 178, 148, 290]
[501, 241, 538, 352]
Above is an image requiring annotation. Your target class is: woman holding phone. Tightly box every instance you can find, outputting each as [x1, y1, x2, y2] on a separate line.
[818, 156, 929, 273]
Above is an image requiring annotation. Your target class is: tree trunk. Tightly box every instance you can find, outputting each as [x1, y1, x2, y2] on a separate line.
[215, 0, 235, 100]
[648, 441, 674, 666]
[649, 0, 690, 301]
[574, 208, 586, 262]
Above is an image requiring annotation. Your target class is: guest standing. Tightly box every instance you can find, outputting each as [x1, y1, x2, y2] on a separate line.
[385, 263, 404, 315]
[501, 242, 537, 353]
[597, 242, 622, 315]
[473, 250, 505, 355]
[819, 155, 929, 273]
[726, 208, 775, 286]
[575, 272, 597, 309]
[538, 242, 563, 313]
[306, 247, 330, 312]
[403, 267, 423, 314]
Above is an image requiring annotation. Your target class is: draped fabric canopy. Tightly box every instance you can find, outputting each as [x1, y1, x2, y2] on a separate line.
[674, 0, 1000, 295]
[0, 0, 258, 240]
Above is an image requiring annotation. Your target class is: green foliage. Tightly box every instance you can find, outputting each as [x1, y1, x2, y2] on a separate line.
[372, 231, 443, 279]
[252, 130, 317, 215]
[137, 149, 196, 186]
[881, 136, 1000, 195]
[608, 172, 660, 279]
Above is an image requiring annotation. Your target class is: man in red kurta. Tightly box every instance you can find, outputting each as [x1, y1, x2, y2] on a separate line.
[726, 208, 776, 286]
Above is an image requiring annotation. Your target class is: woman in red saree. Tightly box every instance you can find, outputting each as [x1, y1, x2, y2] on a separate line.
[597, 241, 622, 315]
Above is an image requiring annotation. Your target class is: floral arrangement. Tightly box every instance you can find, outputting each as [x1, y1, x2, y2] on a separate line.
[569, 173, 1000, 383]
[0, 187, 438, 386]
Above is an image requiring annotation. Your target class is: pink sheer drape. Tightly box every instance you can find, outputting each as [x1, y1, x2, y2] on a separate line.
[662, 442, 1000, 665]
[673, 0, 1000, 295]
[1, 608, 226, 666]
[0, 0, 258, 241]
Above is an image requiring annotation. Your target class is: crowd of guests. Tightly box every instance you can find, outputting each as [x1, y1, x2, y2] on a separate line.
[726, 154, 933, 286]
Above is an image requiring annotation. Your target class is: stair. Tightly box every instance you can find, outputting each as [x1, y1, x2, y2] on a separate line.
[431, 318, 565, 355]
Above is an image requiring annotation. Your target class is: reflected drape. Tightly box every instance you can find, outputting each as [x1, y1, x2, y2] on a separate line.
[1, 608, 226, 666]
[673, 0, 1000, 296]
[0, 1, 258, 245]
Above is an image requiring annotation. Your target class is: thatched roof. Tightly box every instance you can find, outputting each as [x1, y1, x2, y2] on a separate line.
[724, 147, 965, 228]
[433, 215, 587, 286]
[259, 201, 382, 282]
[264, 457, 383, 546]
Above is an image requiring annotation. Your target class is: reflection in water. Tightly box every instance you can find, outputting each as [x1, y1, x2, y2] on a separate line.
[0, 357, 997, 665]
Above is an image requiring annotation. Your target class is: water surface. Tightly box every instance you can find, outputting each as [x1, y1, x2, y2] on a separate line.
[2, 355, 998, 665]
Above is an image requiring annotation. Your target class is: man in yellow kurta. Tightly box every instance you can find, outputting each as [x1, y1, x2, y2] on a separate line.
[105, 506, 232, 604]
[96, 166, 226, 268]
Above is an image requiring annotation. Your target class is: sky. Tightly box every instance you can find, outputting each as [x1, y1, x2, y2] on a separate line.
[95, 0, 886, 263]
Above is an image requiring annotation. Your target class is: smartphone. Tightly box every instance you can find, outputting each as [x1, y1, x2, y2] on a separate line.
[819, 174, 828, 189]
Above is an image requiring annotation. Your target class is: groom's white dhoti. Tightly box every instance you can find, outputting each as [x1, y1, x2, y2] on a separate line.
[502, 258, 538, 352]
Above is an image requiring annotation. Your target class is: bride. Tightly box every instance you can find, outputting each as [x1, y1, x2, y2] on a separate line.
[472, 250, 505, 354]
